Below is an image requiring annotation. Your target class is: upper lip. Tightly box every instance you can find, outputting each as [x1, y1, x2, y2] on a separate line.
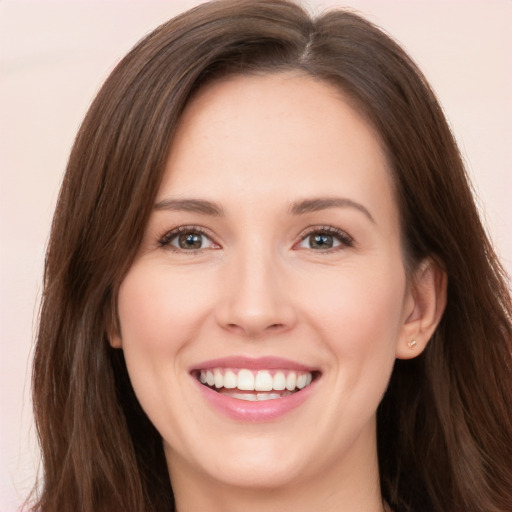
[190, 356, 319, 373]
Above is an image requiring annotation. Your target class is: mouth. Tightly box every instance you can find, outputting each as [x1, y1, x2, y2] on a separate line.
[192, 368, 318, 402]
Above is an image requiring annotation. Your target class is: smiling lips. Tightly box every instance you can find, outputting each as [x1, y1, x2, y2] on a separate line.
[191, 357, 319, 420]
[198, 368, 314, 401]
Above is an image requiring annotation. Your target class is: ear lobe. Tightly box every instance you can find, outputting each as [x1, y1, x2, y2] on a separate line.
[396, 258, 447, 360]
[109, 333, 123, 349]
[107, 318, 123, 348]
[107, 311, 123, 348]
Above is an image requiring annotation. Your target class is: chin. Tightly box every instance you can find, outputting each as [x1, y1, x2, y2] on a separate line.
[167, 435, 311, 490]
[209, 456, 306, 490]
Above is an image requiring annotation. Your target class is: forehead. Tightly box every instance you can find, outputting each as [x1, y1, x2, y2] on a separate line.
[159, 72, 396, 221]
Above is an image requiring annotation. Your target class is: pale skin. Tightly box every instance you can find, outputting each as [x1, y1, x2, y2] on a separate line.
[111, 72, 447, 512]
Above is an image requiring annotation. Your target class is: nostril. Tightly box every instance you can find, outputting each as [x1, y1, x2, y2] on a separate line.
[226, 323, 245, 334]
[225, 322, 287, 337]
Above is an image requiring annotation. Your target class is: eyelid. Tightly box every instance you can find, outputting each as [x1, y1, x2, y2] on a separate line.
[294, 225, 354, 251]
[158, 225, 220, 252]
[157, 224, 353, 253]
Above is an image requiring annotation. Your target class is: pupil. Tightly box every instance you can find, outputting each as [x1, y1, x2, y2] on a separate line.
[311, 233, 333, 249]
[179, 232, 202, 249]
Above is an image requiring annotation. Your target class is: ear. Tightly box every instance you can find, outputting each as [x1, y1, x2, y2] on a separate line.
[107, 307, 123, 349]
[396, 258, 447, 359]
[109, 332, 123, 349]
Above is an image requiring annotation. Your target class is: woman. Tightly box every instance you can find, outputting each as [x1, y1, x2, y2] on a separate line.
[31, 1, 512, 511]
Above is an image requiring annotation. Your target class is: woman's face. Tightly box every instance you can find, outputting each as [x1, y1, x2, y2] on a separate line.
[113, 73, 416, 493]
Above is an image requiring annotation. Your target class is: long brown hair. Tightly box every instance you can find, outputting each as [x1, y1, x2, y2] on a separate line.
[31, 1, 512, 511]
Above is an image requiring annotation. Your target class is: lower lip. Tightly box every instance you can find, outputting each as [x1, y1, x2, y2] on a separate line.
[193, 377, 317, 422]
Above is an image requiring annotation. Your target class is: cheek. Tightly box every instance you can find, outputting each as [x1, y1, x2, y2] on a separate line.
[115, 262, 215, 435]
[115, 262, 211, 416]
[117, 261, 214, 352]
[300, 259, 406, 366]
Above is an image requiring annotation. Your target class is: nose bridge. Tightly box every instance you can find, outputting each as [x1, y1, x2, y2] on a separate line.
[216, 236, 295, 336]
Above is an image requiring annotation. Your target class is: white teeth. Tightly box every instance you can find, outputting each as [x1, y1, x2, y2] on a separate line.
[286, 371, 297, 391]
[254, 370, 273, 391]
[273, 371, 286, 391]
[223, 370, 237, 389]
[214, 369, 223, 388]
[256, 393, 281, 400]
[223, 391, 289, 401]
[296, 373, 308, 389]
[237, 369, 255, 391]
[230, 393, 258, 401]
[198, 368, 315, 393]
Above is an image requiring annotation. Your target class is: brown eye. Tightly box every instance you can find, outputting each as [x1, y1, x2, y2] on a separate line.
[159, 227, 218, 252]
[296, 227, 354, 251]
[309, 233, 335, 249]
[174, 232, 204, 250]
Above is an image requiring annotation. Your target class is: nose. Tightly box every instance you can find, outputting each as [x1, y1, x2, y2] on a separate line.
[215, 247, 297, 338]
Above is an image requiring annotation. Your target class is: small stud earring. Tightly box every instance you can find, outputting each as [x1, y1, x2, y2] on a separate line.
[407, 339, 417, 349]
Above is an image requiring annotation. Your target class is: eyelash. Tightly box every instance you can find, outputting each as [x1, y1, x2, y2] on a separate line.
[157, 225, 354, 253]
[296, 225, 354, 252]
[158, 225, 218, 253]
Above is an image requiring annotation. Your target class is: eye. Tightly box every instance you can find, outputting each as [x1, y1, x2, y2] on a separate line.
[296, 227, 353, 251]
[159, 227, 219, 252]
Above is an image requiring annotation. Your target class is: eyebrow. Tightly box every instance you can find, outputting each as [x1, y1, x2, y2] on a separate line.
[154, 198, 224, 216]
[153, 196, 374, 223]
[289, 197, 375, 224]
